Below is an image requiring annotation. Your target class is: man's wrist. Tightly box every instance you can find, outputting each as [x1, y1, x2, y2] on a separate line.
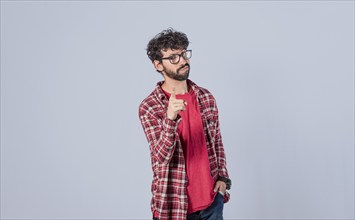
[167, 115, 176, 120]
[166, 113, 180, 121]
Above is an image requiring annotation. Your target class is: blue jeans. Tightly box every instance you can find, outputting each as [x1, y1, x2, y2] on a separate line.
[153, 192, 224, 220]
[187, 192, 224, 220]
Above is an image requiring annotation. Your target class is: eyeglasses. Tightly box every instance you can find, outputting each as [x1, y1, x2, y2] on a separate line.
[161, 50, 192, 64]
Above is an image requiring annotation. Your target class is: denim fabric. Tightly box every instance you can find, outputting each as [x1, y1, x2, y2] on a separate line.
[187, 192, 224, 220]
[152, 192, 224, 220]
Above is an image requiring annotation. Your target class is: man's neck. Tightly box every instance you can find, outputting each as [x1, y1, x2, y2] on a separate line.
[162, 78, 188, 95]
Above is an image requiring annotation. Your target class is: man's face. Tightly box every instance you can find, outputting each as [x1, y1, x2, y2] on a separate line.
[158, 48, 191, 81]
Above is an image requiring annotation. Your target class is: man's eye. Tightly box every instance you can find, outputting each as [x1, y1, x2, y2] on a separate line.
[170, 55, 179, 61]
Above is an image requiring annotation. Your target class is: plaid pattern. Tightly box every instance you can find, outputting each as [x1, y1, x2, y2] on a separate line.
[139, 79, 230, 220]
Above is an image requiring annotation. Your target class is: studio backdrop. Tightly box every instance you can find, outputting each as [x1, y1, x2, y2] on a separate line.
[1, 1, 354, 219]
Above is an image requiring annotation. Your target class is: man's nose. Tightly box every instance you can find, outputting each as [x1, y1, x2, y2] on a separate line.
[179, 55, 188, 65]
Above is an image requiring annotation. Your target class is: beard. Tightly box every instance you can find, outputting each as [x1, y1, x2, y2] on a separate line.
[163, 63, 190, 81]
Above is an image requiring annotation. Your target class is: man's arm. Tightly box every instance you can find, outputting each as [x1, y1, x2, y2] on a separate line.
[213, 102, 232, 190]
[139, 104, 180, 165]
[139, 89, 186, 165]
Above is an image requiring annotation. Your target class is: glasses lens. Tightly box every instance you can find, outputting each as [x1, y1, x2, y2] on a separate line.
[170, 55, 180, 64]
[183, 50, 192, 60]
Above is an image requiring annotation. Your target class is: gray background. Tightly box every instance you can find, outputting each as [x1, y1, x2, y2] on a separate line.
[1, 1, 354, 219]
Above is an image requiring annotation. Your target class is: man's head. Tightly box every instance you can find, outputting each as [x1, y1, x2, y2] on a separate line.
[146, 28, 191, 81]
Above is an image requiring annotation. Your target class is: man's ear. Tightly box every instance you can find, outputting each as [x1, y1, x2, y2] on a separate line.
[153, 60, 164, 72]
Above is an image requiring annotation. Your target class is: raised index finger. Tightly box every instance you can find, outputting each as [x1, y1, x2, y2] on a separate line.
[171, 87, 176, 99]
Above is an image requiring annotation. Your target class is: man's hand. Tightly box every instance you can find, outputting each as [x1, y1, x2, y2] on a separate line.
[214, 180, 227, 195]
[167, 88, 186, 120]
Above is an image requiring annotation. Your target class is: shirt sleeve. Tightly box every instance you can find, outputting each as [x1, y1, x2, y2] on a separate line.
[213, 101, 230, 181]
[139, 101, 181, 165]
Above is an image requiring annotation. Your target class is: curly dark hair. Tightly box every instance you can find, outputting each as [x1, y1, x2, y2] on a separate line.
[146, 28, 189, 62]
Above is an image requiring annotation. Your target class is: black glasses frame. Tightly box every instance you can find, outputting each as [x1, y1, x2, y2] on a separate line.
[160, 50, 192, 64]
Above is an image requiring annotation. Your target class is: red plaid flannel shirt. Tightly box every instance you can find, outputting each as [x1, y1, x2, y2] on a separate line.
[139, 79, 230, 220]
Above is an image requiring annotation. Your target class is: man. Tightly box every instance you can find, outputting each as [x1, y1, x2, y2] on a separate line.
[139, 28, 231, 220]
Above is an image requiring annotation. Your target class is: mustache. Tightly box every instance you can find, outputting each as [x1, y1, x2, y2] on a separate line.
[178, 63, 190, 71]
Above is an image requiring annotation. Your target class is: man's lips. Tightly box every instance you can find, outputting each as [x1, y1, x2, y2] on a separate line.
[179, 65, 189, 71]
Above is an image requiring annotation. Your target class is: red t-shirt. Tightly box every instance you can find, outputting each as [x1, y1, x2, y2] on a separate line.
[164, 88, 216, 214]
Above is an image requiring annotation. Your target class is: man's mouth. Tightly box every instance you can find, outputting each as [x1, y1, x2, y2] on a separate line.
[179, 65, 189, 72]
